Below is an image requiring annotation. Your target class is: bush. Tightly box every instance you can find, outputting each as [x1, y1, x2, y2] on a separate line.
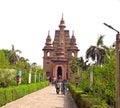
[0, 69, 17, 87]
[0, 81, 49, 107]
[0, 89, 6, 106]
[68, 83, 109, 108]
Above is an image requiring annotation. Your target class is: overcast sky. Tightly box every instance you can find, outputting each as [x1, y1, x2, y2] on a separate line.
[0, 0, 120, 66]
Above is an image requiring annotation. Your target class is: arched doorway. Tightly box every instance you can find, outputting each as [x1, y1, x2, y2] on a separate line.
[57, 66, 62, 80]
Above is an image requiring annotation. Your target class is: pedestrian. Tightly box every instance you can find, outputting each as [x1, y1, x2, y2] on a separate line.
[60, 81, 63, 94]
[51, 76, 54, 85]
[18, 69, 22, 84]
[55, 80, 60, 94]
[62, 79, 67, 95]
[49, 76, 51, 83]
[16, 75, 20, 86]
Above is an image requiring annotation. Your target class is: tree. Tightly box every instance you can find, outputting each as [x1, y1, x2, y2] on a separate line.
[2, 49, 11, 60]
[78, 57, 90, 71]
[70, 57, 79, 74]
[93, 48, 115, 105]
[0, 50, 10, 68]
[9, 45, 21, 65]
[19, 57, 29, 63]
[86, 35, 108, 65]
[0, 69, 17, 87]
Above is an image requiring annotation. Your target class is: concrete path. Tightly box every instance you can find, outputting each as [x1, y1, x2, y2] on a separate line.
[1, 84, 78, 108]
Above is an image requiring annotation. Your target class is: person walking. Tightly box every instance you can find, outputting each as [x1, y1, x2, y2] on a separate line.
[55, 80, 60, 94]
[62, 79, 67, 95]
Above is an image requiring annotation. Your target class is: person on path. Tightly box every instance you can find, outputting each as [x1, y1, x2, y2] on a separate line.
[62, 79, 67, 95]
[18, 69, 22, 84]
[49, 76, 52, 83]
[16, 75, 20, 86]
[55, 80, 60, 94]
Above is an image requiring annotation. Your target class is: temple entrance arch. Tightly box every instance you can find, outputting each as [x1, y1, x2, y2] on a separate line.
[57, 66, 62, 80]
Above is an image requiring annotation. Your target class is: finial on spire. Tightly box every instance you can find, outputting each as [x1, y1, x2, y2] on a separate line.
[48, 30, 50, 36]
[62, 13, 64, 20]
[59, 13, 66, 29]
[46, 30, 51, 45]
[72, 31, 74, 36]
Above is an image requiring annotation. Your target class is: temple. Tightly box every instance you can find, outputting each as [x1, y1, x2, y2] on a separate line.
[42, 15, 79, 81]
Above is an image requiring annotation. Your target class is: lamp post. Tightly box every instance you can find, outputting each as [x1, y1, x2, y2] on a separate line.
[90, 63, 94, 92]
[75, 66, 80, 88]
[104, 23, 120, 108]
[28, 67, 32, 84]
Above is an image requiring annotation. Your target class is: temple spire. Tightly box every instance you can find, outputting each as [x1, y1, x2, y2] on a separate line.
[71, 31, 76, 46]
[45, 30, 51, 45]
[59, 14, 66, 29]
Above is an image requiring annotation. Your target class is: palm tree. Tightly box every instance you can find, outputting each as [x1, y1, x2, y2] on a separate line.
[86, 35, 109, 65]
[78, 57, 90, 71]
[9, 45, 22, 65]
[71, 57, 90, 73]
[19, 57, 29, 63]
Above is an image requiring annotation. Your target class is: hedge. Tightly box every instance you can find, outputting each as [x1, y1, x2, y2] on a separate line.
[68, 83, 109, 108]
[0, 81, 49, 107]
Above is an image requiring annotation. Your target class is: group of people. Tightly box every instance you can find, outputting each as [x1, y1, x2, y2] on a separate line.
[55, 79, 67, 95]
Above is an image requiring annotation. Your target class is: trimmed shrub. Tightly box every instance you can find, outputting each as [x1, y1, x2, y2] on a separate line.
[0, 81, 49, 107]
[0, 89, 6, 106]
[68, 83, 109, 108]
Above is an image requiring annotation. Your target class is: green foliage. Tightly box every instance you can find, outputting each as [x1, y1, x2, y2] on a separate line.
[0, 45, 47, 87]
[30, 67, 46, 83]
[5, 88, 13, 102]
[70, 47, 115, 107]
[70, 57, 90, 74]
[80, 70, 90, 92]
[86, 35, 109, 65]
[0, 89, 6, 106]
[68, 83, 109, 108]
[0, 81, 49, 107]
[93, 48, 115, 106]
[0, 50, 10, 68]
[20, 69, 29, 84]
[79, 79, 90, 92]
[8, 45, 22, 65]
[70, 57, 79, 73]
[0, 69, 17, 87]
[78, 57, 90, 71]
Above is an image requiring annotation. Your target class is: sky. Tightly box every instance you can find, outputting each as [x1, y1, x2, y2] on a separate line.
[0, 0, 120, 66]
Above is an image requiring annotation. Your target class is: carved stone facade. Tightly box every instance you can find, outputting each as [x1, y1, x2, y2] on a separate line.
[42, 16, 79, 81]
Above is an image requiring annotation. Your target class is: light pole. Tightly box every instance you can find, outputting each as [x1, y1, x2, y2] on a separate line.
[104, 23, 120, 108]
[90, 63, 94, 92]
[28, 66, 32, 84]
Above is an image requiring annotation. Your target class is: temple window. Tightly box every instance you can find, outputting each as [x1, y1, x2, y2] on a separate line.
[47, 51, 50, 57]
[72, 52, 75, 57]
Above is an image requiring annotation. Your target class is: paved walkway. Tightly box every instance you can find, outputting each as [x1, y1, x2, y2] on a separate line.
[1, 84, 78, 108]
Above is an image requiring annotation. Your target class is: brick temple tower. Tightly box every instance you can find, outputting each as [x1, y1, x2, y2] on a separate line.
[42, 15, 79, 80]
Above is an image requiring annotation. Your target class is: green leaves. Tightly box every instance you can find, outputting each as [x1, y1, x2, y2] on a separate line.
[0, 50, 10, 68]
[86, 35, 109, 65]
[0, 69, 17, 87]
[9, 45, 22, 65]
[0, 81, 49, 107]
